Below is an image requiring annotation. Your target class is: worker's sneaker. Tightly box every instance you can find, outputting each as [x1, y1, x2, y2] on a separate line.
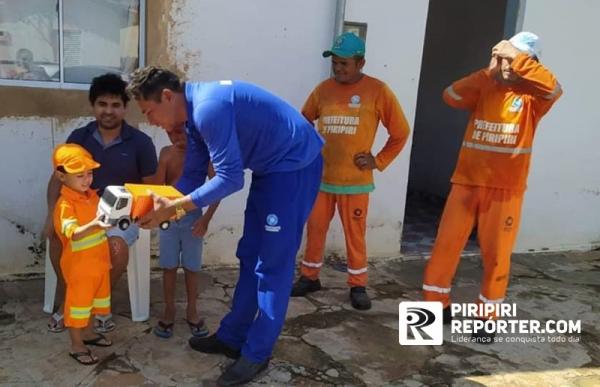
[290, 276, 321, 297]
[189, 334, 241, 359]
[350, 287, 372, 310]
[217, 356, 269, 386]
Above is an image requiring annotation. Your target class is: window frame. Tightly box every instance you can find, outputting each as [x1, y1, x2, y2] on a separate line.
[0, 0, 146, 90]
[343, 21, 367, 41]
[115, 197, 128, 211]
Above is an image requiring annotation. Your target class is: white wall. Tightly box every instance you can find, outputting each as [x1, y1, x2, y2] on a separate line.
[167, 0, 428, 264]
[515, 0, 600, 252]
[168, 0, 337, 108]
[0, 118, 53, 274]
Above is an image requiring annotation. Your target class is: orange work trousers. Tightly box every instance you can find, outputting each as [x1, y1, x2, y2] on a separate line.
[423, 184, 524, 309]
[63, 270, 111, 328]
[301, 191, 369, 287]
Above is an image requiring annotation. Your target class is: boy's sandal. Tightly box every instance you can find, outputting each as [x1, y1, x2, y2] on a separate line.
[153, 321, 174, 338]
[186, 318, 209, 338]
[69, 349, 99, 365]
[94, 314, 116, 333]
[47, 313, 65, 333]
[83, 333, 112, 347]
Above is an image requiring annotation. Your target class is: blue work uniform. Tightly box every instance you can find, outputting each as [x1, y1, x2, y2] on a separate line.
[179, 81, 323, 363]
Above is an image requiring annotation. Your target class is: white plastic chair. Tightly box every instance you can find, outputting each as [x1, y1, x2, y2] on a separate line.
[43, 229, 151, 322]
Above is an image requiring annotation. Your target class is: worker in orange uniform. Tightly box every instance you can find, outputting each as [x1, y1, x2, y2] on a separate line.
[53, 144, 114, 364]
[291, 32, 411, 310]
[422, 32, 562, 340]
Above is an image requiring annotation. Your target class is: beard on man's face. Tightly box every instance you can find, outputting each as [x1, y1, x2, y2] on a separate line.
[98, 116, 123, 130]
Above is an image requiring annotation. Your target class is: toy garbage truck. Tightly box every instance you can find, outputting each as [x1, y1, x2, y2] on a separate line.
[97, 184, 184, 231]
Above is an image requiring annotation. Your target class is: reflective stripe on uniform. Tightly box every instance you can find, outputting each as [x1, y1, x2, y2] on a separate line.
[71, 230, 107, 252]
[347, 267, 367, 275]
[462, 141, 532, 155]
[543, 83, 562, 100]
[479, 294, 505, 304]
[93, 296, 110, 309]
[422, 284, 451, 294]
[61, 219, 77, 235]
[446, 85, 463, 101]
[301, 260, 323, 268]
[70, 306, 92, 319]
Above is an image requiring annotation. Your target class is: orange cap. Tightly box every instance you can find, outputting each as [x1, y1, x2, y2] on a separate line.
[52, 143, 100, 173]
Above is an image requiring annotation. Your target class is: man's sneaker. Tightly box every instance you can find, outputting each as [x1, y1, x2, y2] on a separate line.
[290, 277, 321, 297]
[188, 334, 241, 359]
[217, 356, 269, 386]
[350, 287, 371, 310]
[443, 306, 452, 325]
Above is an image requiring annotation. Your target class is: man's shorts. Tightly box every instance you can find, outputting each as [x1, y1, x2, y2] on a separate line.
[159, 209, 203, 272]
[107, 223, 139, 247]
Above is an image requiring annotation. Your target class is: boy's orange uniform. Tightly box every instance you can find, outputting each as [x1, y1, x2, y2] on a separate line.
[300, 75, 410, 286]
[54, 185, 111, 328]
[423, 53, 562, 307]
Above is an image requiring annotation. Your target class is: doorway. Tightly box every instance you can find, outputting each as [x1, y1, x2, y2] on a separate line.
[402, 0, 521, 256]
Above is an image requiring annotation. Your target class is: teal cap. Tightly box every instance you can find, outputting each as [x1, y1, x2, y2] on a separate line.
[323, 32, 365, 58]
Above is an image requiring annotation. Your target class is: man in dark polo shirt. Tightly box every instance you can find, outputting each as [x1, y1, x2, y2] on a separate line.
[44, 73, 158, 333]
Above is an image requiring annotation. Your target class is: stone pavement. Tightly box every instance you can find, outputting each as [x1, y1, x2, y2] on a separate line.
[1, 251, 599, 386]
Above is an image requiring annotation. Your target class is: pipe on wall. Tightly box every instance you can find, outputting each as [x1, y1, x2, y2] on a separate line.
[333, 0, 346, 41]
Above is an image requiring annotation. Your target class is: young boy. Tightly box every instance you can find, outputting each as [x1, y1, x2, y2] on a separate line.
[52, 143, 113, 365]
[153, 125, 219, 338]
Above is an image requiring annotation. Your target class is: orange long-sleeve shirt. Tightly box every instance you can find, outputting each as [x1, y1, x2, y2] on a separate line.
[302, 75, 411, 194]
[53, 185, 110, 280]
[445, 54, 562, 190]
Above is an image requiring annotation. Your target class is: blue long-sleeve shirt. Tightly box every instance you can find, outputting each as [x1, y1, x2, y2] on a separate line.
[176, 81, 324, 208]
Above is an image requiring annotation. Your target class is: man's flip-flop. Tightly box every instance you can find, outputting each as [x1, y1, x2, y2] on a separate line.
[83, 333, 112, 347]
[153, 321, 174, 338]
[69, 349, 99, 365]
[186, 319, 209, 338]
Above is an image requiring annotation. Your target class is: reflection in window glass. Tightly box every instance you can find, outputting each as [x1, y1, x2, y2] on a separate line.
[63, 0, 140, 84]
[0, 0, 59, 82]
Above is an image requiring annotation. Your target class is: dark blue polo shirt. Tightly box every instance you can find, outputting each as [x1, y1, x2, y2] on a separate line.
[67, 121, 158, 195]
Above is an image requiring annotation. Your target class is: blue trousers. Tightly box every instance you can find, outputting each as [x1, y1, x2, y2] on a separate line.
[216, 155, 322, 362]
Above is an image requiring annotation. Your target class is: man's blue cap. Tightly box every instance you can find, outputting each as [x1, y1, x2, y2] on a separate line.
[323, 32, 366, 58]
[509, 31, 542, 59]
